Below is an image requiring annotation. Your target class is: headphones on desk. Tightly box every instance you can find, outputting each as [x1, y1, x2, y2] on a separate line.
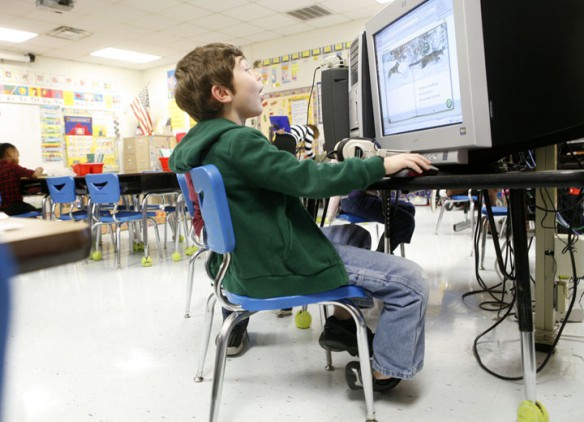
[331, 137, 378, 161]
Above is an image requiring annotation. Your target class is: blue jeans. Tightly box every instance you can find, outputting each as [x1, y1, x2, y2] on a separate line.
[322, 226, 428, 380]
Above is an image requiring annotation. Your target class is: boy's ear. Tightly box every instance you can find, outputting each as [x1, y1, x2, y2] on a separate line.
[210, 84, 232, 104]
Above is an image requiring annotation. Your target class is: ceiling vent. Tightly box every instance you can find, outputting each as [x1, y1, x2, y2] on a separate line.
[48, 26, 91, 40]
[36, 0, 75, 14]
[286, 5, 332, 21]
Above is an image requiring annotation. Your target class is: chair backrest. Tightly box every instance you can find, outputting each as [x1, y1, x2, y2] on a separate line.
[189, 165, 235, 254]
[85, 173, 121, 204]
[176, 173, 195, 217]
[0, 243, 15, 413]
[46, 176, 77, 203]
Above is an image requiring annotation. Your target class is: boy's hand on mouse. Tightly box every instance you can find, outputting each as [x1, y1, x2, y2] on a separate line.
[382, 153, 432, 176]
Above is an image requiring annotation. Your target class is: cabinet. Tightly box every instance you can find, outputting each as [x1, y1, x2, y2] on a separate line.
[122, 135, 176, 173]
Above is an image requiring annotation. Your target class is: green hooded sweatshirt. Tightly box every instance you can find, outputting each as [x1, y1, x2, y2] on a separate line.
[170, 118, 386, 298]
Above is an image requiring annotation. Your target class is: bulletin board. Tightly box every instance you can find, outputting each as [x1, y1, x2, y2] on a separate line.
[257, 87, 319, 140]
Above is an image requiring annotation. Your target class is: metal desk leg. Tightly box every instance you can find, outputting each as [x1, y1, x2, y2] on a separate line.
[510, 189, 548, 420]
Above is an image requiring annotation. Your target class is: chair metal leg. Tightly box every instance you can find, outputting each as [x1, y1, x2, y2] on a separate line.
[147, 217, 163, 259]
[319, 305, 334, 370]
[210, 311, 253, 422]
[399, 243, 406, 258]
[194, 293, 217, 382]
[435, 199, 447, 234]
[116, 224, 122, 269]
[329, 301, 376, 422]
[184, 248, 207, 318]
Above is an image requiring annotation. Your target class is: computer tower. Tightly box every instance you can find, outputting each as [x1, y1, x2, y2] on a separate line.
[349, 31, 375, 139]
[321, 68, 350, 153]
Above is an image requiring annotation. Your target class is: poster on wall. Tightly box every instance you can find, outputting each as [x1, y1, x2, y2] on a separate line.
[63, 110, 119, 170]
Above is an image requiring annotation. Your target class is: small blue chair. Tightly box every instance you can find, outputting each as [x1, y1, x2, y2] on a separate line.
[85, 173, 161, 268]
[0, 243, 15, 414]
[46, 176, 88, 221]
[189, 164, 376, 422]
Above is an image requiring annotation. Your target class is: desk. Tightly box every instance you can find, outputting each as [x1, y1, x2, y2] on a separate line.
[23, 172, 180, 265]
[0, 218, 91, 274]
[22, 171, 180, 197]
[370, 168, 584, 411]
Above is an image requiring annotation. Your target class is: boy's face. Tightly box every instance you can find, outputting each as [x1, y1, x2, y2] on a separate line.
[228, 57, 264, 123]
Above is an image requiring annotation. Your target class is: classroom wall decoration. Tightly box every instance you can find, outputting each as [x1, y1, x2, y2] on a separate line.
[63, 110, 120, 170]
[0, 64, 121, 171]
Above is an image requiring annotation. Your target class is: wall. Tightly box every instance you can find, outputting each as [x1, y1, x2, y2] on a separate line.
[144, 18, 369, 132]
[1, 18, 370, 170]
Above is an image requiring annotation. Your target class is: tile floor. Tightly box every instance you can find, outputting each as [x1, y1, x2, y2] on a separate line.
[3, 206, 583, 422]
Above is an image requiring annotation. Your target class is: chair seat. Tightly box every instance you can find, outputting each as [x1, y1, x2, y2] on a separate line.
[12, 211, 41, 218]
[224, 285, 368, 311]
[58, 210, 89, 221]
[97, 210, 157, 224]
[481, 206, 507, 216]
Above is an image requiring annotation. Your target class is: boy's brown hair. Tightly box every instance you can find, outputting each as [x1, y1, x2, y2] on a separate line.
[174, 43, 244, 122]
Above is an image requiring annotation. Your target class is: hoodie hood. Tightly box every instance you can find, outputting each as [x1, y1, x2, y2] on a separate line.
[169, 118, 241, 173]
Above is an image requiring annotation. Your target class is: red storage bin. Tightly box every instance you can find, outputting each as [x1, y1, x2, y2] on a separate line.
[72, 163, 104, 176]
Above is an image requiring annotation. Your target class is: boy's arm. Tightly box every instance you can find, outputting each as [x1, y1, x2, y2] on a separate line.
[11, 163, 38, 179]
[31, 167, 44, 178]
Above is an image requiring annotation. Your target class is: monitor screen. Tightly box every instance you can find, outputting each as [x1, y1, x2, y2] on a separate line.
[373, 0, 462, 137]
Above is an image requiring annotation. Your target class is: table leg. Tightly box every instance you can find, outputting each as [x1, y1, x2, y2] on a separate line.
[509, 189, 536, 402]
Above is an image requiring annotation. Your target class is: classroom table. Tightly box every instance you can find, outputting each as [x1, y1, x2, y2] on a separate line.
[0, 218, 91, 274]
[369, 168, 584, 417]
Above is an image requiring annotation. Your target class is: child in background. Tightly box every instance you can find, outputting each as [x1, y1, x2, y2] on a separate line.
[170, 43, 429, 391]
[0, 143, 43, 216]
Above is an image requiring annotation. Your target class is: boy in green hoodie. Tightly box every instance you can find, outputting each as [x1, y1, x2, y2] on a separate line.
[170, 43, 430, 391]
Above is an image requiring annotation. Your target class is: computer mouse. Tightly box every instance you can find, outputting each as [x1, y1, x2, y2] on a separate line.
[391, 165, 439, 178]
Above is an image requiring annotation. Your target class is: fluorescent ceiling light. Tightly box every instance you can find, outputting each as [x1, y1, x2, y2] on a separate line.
[376, 0, 395, 4]
[90, 48, 160, 64]
[0, 27, 37, 43]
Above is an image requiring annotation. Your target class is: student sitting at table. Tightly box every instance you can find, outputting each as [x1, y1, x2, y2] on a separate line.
[0, 143, 43, 216]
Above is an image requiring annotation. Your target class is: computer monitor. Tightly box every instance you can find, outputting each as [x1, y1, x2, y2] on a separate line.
[365, 0, 584, 166]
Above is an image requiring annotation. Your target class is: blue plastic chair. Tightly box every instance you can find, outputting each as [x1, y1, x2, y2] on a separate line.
[46, 176, 88, 221]
[0, 243, 15, 414]
[176, 173, 206, 317]
[85, 173, 162, 268]
[189, 164, 376, 422]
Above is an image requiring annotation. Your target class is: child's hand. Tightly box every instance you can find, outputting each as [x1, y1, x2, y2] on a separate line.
[382, 153, 432, 175]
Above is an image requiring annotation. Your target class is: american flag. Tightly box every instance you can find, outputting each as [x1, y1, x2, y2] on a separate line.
[130, 86, 153, 135]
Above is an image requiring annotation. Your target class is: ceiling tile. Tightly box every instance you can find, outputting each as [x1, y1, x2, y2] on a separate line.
[221, 3, 275, 21]
[220, 22, 264, 38]
[119, 0, 183, 13]
[185, 0, 250, 13]
[250, 14, 297, 31]
[129, 14, 181, 32]
[157, 3, 214, 21]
